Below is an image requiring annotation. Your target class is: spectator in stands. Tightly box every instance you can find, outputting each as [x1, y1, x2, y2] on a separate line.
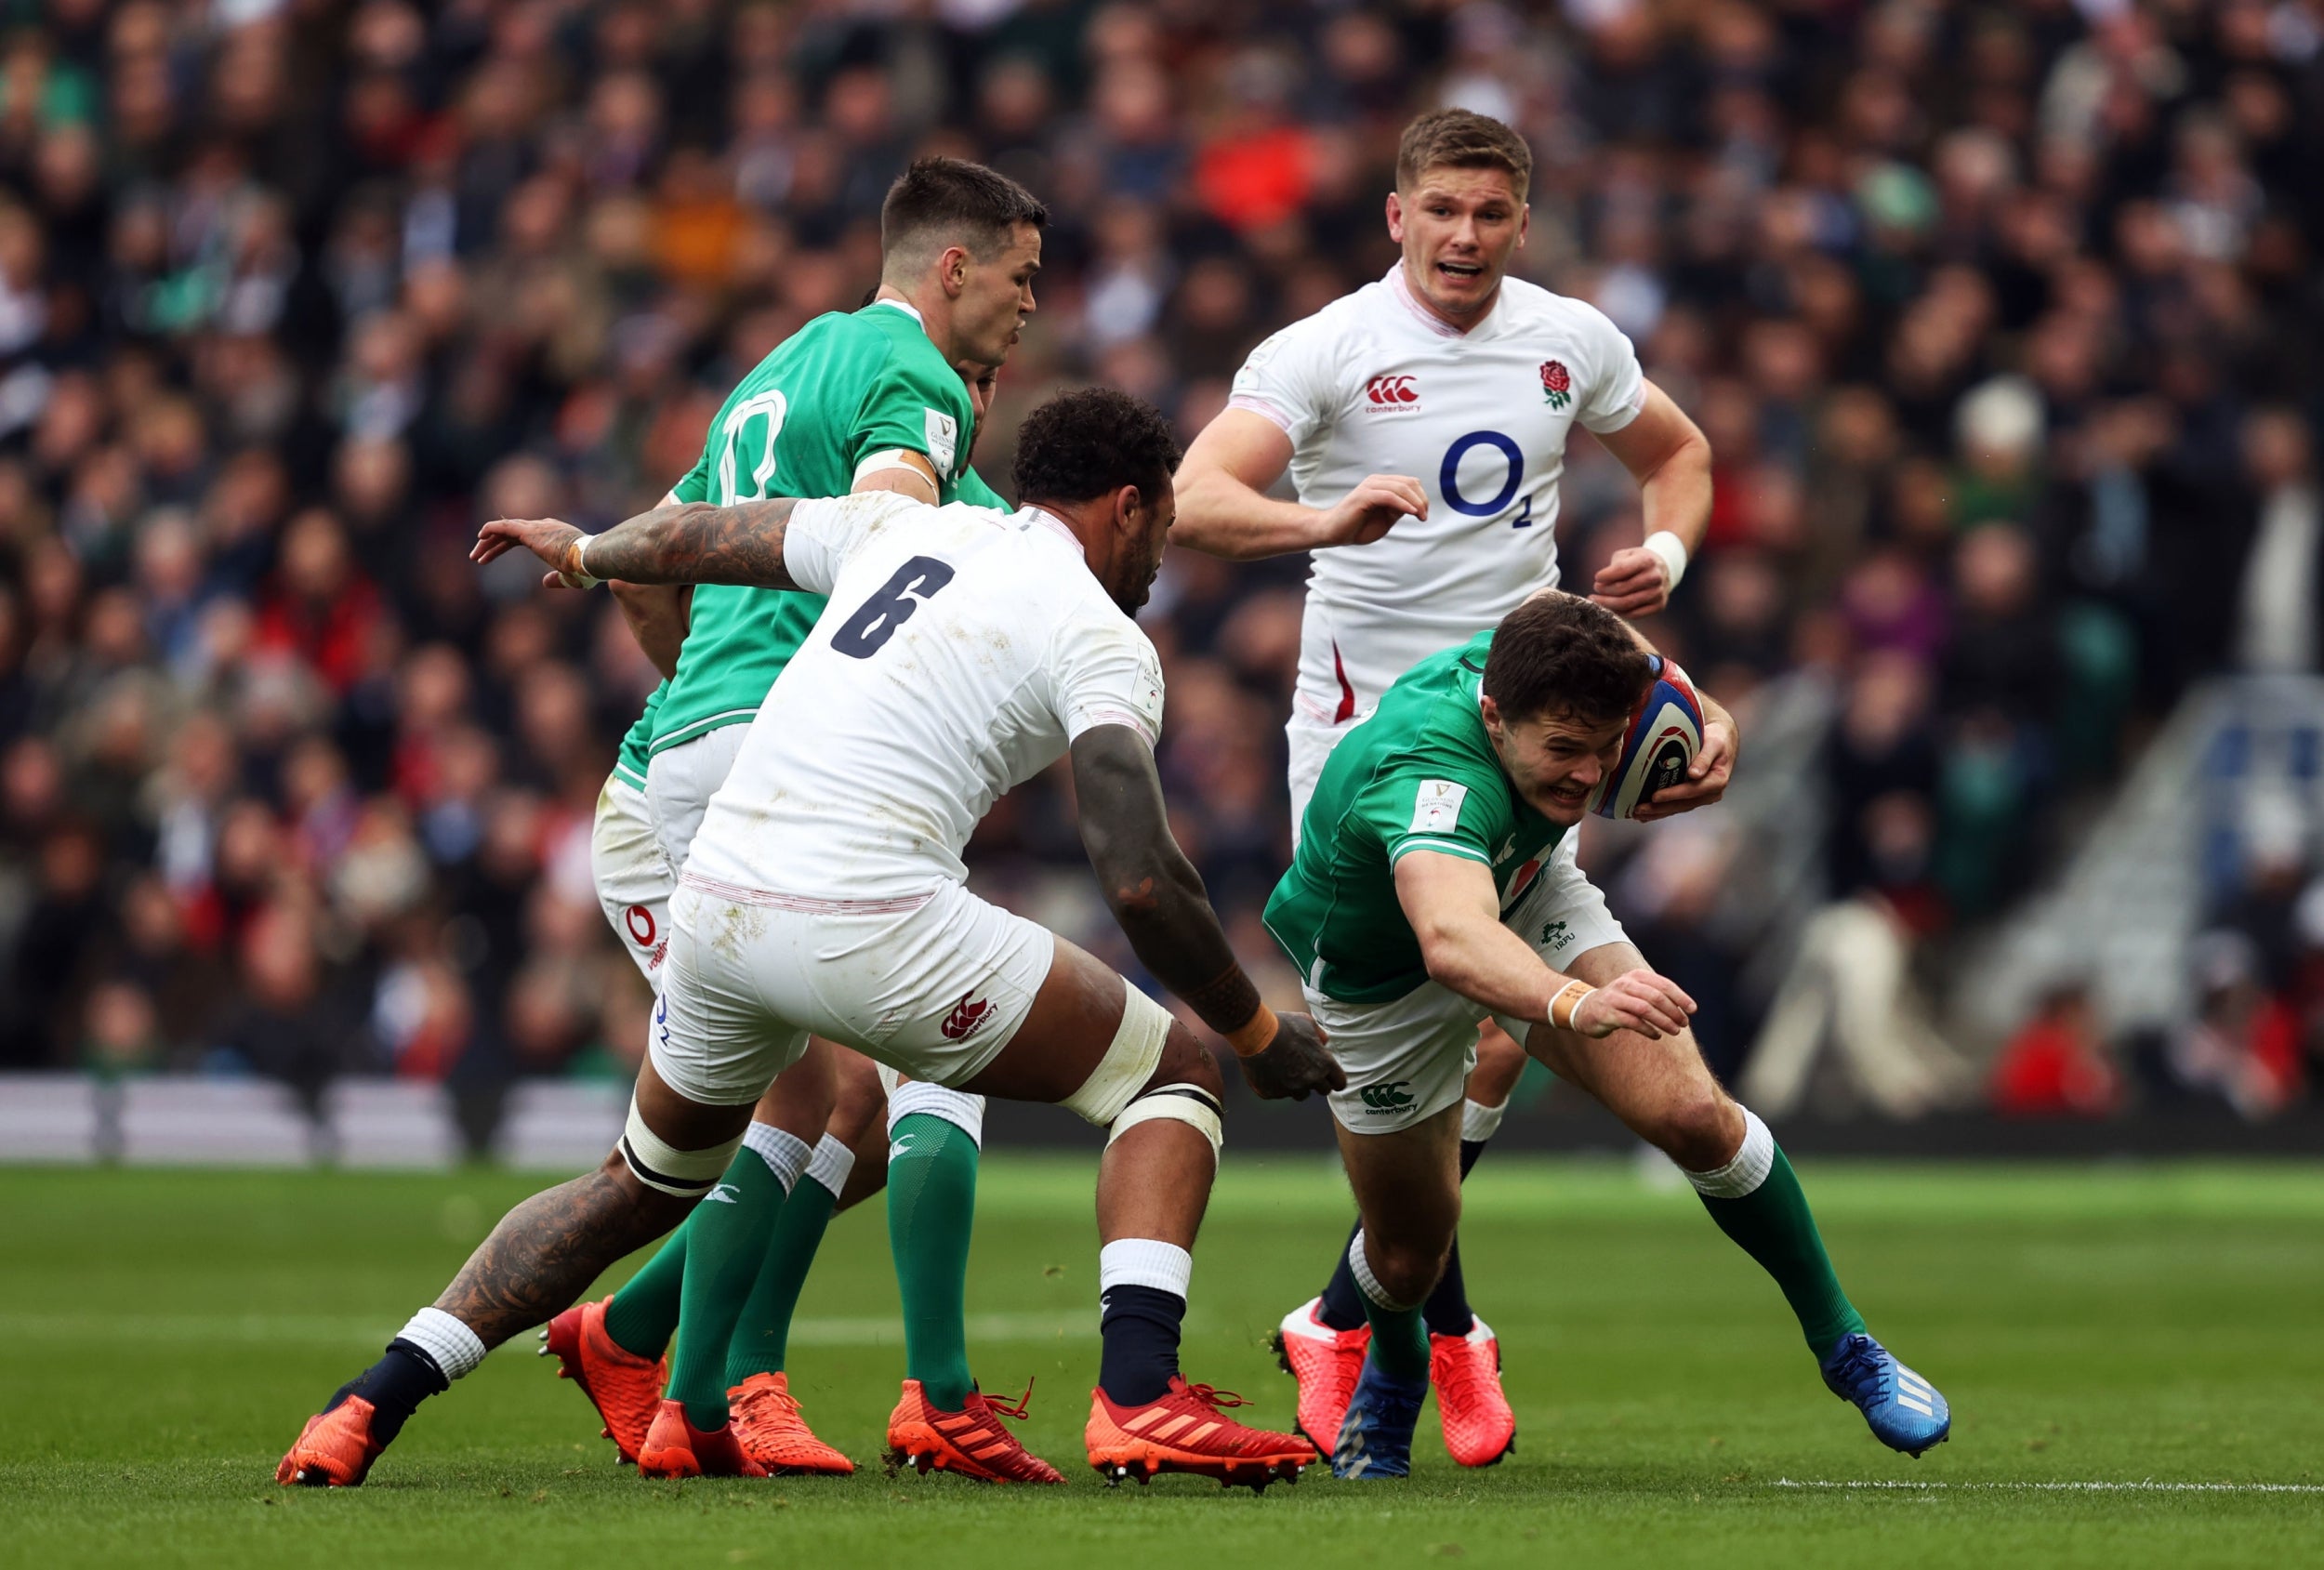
[1989, 982, 2124, 1118]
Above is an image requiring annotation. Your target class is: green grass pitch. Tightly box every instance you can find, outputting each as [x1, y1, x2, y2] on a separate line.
[4, 1155, 2321, 1569]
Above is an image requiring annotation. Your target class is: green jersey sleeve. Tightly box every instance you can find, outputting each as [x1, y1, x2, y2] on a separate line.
[852, 350, 975, 484]
[1356, 763, 1512, 870]
[670, 449, 712, 505]
[948, 467, 1007, 508]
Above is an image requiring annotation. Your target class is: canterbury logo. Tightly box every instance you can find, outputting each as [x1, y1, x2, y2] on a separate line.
[940, 993, 993, 1041]
[1364, 374, 1418, 405]
[1358, 1082, 1416, 1112]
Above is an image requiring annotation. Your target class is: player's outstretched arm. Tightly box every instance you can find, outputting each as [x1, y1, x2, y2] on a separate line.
[1070, 724, 1344, 1100]
[471, 495, 808, 591]
[1173, 409, 1426, 561]
[1394, 850, 1695, 1040]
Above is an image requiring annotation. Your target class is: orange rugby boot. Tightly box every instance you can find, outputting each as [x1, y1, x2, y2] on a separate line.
[884, 1379, 1065, 1484]
[1086, 1376, 1315, 1491]
[538, 1295, 667, 1462]
[635, 1398, 769, 1480]
[1430, 1314, 1516, 1467]
[1270, 1296, 1370, 1452]
[276, 1395, 389, 1487]
[727, 1372, 854, 1475]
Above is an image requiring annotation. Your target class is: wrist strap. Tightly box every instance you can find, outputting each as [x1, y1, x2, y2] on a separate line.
[1547, 980, 1594, 1032]
[1643, 529, 1689, 589]
[1225, 1002, 1278, 1059]
[561, 533, 603, 589]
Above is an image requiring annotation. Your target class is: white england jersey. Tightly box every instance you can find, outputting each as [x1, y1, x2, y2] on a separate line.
[1228, 266, 1645, 724]
[682, 493, 1166, 903]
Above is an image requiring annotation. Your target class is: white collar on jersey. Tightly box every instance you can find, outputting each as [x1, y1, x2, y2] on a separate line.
[1387, 262, 1500, 341]
[1021, 505, 1081, 552]
[867, 294, 926, 327]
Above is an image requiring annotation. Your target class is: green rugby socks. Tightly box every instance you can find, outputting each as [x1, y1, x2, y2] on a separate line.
[724, 1134, 855, 1389]
[887, 1112, 980, 1410]
[1347, 1232, 1430, 1382]
[1686, 1108, 1866, 1354]
[664, 1123, 811, 1427]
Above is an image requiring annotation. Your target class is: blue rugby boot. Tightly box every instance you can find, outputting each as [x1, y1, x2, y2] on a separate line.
[1330, 1354, 1426, 1480]
[1820, 1332, 1950, 1457]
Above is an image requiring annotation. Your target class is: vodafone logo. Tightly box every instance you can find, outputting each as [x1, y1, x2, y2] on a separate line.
[1365, 374, 1419, 407]
[625, 905, 657, 946]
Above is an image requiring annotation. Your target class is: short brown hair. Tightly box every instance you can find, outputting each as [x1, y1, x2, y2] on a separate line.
[880, 157, 1048, 268]
[1395, 109, 1533, 195]
[1482, 593, 1651, 726]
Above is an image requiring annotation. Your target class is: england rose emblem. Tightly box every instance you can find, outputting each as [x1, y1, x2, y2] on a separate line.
[1540, 359, 1571, 410]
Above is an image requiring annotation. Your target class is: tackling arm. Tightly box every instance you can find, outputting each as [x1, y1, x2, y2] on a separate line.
[1394, 850, 1696, 1040]
[1172, 409, 1427, 561]
[471, 495, 808, 590]
[607, 488, 693, 679]
[1069, 724, 1343, 1100]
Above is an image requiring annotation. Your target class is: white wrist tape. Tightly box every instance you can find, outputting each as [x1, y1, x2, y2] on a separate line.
[1642, 529, 1689, 590]
[559, 532, 603, 589]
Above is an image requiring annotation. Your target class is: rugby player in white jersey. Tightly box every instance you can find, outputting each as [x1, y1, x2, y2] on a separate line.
[1171, 109, 1714, 1464]
[283, 389, 1340, 1492]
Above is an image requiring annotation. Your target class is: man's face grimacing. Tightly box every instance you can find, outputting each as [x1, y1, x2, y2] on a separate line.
[950, 221, 1042, 369]
[1480, 694, 1626, 825]
[1386, 165, 1527, 324]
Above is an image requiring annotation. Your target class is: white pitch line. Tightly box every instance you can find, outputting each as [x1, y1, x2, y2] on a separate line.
[1773, 1479, 2324, 1495]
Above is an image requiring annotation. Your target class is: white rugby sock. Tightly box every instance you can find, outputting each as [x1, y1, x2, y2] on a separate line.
[1347, 1231, 1419, 1313]
[1684, 1106, 1776, 1199]
[395, 1306, 486, 1380]
[888, 1081, 986, 1147]
[1098, 1238, 1193, 1300]
[1460, 1097, 1507, 1143]
[801, 1132, 856, 1200]
[742, 1122, 812, 1194]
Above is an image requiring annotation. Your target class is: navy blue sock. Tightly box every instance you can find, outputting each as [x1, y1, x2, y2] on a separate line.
[1318, 1137, 1494, 1333]
[1098, 1285, 1185, 1405]
[324, 1340, 448, 1446]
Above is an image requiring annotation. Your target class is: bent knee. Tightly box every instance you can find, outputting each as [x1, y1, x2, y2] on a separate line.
[1367, 1233, 1451, 1308]
[1140, 1022, 1222, 1102]
[1652, 1091, 1743, 1172]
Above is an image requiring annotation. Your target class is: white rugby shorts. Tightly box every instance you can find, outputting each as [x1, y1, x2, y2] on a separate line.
[643, 724, 750, 878]
[650, 876, 1056, 1107]
[1312, 834, 1626, 1134]
[1286, 710, 1365, 849]
[591, 775, 676, 983]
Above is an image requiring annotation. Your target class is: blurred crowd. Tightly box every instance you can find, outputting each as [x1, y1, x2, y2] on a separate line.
[4, 0, 2323, 1119]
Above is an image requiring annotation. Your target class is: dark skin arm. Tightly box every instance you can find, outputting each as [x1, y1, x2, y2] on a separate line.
[470, 495, 810, 590]
[1069, 724, 1344, 1101]
[609, 582, 692, 679]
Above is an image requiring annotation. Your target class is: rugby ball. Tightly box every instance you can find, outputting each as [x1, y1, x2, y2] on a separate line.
[1589, 655, 1704, 820]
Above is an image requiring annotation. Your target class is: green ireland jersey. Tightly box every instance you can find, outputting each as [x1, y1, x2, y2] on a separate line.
[644, 301, 978, 758]
[1262, 630, 1570, 1004]
[612, 686, 662, 789]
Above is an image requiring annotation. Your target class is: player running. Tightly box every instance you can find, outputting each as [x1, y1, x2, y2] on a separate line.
[1261, 590, 1951, 1479]
[281, 389, 1340, 1491]
[1172, 107, 1714, 1465]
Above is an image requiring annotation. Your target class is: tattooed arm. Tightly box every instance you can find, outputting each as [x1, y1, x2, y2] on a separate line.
[471, 495, 807, 590]
[1068, 724, 1343, 1101]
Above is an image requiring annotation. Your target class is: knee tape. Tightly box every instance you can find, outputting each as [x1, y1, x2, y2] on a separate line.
[1063, 983, 1175, 1128]
[618, 1098, 744, 1198]
[1106, 1081, 1223, 1161]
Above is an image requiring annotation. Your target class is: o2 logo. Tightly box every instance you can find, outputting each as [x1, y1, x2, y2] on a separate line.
[1441, 430, 1533, 528]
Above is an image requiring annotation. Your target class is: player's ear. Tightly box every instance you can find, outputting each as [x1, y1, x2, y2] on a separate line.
[941, 244, 971, 297]
[1385, 191, 1405, 243]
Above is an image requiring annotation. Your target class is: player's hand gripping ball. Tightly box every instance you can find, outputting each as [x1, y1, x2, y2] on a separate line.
[1588, 655, 1704, 821]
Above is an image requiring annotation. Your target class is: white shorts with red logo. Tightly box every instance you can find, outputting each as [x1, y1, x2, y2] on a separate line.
[591, 775, 675, 983]
[650, 875, 1056, 1107]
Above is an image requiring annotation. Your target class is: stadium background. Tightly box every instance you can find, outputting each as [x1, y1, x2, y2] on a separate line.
[1, 0, 2321, 1154]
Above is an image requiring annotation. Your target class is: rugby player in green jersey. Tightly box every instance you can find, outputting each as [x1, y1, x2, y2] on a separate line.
[1263, 592, 1951, 1479]
[281, 160, 1056, 1485]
